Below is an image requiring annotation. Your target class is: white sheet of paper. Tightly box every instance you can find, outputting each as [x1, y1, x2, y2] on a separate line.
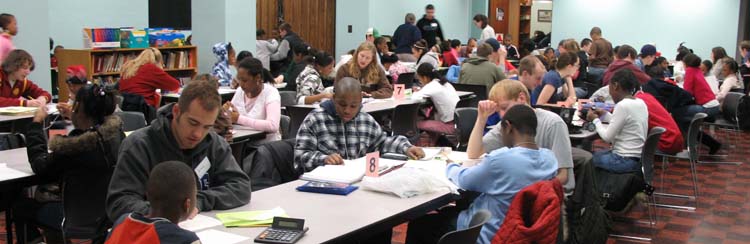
[178, 214, 223, 232]
[196, 229, 249, 244]
[416, 148, 443, 161]
[0, 163, 32, 181]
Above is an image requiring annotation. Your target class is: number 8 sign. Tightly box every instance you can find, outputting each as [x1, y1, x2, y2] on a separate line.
[365, 151, 380, 177]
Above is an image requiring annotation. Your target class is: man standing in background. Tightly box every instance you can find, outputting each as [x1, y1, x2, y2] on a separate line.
[416, 4, 444, 49]
[392, 13, 421, 62]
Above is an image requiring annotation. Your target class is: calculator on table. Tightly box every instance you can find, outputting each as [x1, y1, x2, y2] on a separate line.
[254, 217, 309, 244]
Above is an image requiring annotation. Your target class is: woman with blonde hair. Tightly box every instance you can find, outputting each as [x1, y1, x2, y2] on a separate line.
[335, 42, 393, 98]
[119, 47, 180, 107]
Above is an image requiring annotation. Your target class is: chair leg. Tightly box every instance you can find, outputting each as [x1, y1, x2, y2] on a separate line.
[652, 156, 697, 212]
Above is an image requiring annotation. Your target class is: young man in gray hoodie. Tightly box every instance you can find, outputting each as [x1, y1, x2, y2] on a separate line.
[106, 79, 251, 221]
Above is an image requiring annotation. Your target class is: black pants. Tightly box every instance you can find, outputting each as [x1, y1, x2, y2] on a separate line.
[404, 206, 460, 244]
[12, 197, 64, 244]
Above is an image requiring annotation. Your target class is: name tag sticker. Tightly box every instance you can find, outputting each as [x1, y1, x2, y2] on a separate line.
[194, 156, 211, 180]
[365, 151, 380, 177]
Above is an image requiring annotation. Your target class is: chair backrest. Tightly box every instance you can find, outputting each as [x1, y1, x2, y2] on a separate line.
[229, 139, 249, 163]
[62, 171, 112, 240]
[0, 133, 25, 151]
[454, 108, 478, 150]
[115, 111, 147, 132]
[287, 105, 316, 138]
[242, 139, 301, 191]
[280, 115, 291, 139]
[396, 72, 416, 88]
[279, 91, 298, 108]
[453, 83, 488, 100]
[452, 83, 486, 108]
[722, 92, 744, 122]
[685, 113, 707, 161]
[391, 102, 421, 141]
[640, 127, 666, 184]
[437, 209, 492, 244]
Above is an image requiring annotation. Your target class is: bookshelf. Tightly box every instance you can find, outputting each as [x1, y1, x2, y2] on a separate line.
[490, 0, 533, 47]
[56, 46, 198, 102]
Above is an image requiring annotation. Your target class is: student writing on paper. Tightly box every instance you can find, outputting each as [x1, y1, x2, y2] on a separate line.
[295, 77, 425, 169]
[107, 79, 251, 222]
[13, 84, 123, 242]
[224, 57, 281, 143]
[411, 63, 459, 146]
[295, 77, 424, 243]
[295, 50, 334, 105]
[0, 49, 51, 107]
[118, 48, 180, 108]
[406, 104, 558, 244]
[57, 65, 88, 119]
[106, 161, 201, 244]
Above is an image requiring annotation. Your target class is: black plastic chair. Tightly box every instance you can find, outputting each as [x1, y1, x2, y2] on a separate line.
[437, 209, 491, 244]
[61, 170, 114, 243]
[287, 105, 316, 139]
[280, 115, 291, 140]
[114, 111, 147, 132]
[452, 83, 486, 108]
[390, 102, 421, 143]
[609, 127, 664, 242]
[701, 92, 744, 165]
[454, 108, 478, 151]
[655, 113, 706, 212]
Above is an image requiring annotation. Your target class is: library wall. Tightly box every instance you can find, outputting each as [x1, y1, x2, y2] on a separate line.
[48, 0, 149, 49]
[0, 0, 52, 92]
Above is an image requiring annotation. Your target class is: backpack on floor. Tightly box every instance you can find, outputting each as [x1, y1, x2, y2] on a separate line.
[593, 167, 648, 212]
[567, 160, 611, 244]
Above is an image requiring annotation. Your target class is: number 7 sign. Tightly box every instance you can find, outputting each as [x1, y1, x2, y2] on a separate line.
[393, 84, 405, 100]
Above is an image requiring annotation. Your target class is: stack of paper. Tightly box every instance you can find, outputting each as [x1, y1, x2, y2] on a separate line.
[178, 214, 223, 232]
[215, 207, 287, 227]
[0, 163, 32, 181]
[0, 106, 37, 115]
[195, 229, 249, 244]
[300, 157, 405, 184]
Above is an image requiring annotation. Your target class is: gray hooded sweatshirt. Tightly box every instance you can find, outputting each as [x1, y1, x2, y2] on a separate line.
[106, 103, 251, 221]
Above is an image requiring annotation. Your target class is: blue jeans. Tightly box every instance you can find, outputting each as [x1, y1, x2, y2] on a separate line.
[593, 150, 641, 173]
[587, 67, 607, 85]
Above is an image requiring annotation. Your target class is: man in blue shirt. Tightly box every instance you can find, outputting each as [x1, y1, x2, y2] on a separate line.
[392, 13, 422, 62]
[405, 104, 558, 244]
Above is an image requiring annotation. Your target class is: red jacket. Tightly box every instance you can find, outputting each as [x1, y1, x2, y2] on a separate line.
[118, 63, 180, 107]
[635, 91, 684, 154]
[442, 49, 459, 67]
[602, 60, 651, 85]
[683, 67, 717, 106]
[492, 179, 562, 244]
[0, 71, 51, 107]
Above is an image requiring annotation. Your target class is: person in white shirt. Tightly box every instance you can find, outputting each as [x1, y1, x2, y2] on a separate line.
[224, 57, 281, 143]
[473, 14, 495, 44]
[412, 63, 460, 145]
[701, 60, 720, 95]
[710, 46, 729, 81]
[717, 58, 743, 104]
[255, 29, 278, 70]
[585, 69, 648, 173]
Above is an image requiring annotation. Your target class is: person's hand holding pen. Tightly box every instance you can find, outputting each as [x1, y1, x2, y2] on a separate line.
[24, 96, 47, 107]
[406, 146, 425, 160]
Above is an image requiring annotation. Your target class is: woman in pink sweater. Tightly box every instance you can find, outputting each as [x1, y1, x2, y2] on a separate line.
[224, 57, 281, 143]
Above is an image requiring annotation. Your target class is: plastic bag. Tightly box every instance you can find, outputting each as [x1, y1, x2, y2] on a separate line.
[360, 167, 458, 198]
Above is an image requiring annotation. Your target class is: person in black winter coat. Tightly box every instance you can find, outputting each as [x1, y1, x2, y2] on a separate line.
[14, 84, 124, 243]
[416, 4, 445, 49]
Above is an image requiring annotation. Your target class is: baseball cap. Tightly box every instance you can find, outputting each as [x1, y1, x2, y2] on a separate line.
[485, 38, 501, 52]
[640, 44, 657, 56]
[366, 28, 380, 38]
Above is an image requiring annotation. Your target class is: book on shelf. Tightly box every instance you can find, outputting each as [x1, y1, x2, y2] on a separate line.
[92, 50, 191, 75]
